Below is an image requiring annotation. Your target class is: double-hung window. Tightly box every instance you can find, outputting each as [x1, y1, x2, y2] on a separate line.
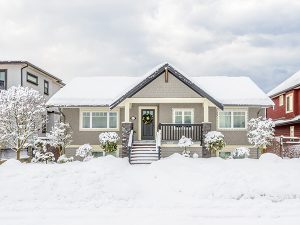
[0, 69, 7, 90]
[218, 109, 247, 129]
[81, 110, 118, 130]
[173, 109, 194, 124]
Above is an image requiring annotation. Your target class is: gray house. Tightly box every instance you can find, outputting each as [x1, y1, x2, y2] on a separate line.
[47, 63, 273, 163]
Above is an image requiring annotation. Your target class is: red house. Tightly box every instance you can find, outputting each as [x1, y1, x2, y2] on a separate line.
[267, 71, 300, 137]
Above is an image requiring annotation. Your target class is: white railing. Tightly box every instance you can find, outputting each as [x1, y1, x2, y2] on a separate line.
[128, 130, 134, 148]
[156, 130, 162, 159]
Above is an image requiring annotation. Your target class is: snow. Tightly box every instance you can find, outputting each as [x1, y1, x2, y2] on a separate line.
[274, 115, 300, 126]
[191, 76, 274, 106]
[47, 63, 273, 107]
[259, 153, 282, 161]
[268, 70, 300, 97]
[1, 155, 300, 225]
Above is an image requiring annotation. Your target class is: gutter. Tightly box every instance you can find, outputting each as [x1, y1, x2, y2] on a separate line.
[20, 63, 29, 86]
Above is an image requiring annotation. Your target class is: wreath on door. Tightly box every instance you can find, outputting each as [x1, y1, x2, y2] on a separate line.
[142, 113, 153, 125]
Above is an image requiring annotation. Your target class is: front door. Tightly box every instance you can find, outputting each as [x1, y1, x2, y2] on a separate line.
[141, 109, 155, 140]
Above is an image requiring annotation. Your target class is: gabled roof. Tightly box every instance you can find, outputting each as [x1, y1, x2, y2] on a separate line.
[110, 63, 223, 109]
[47, 63, 273, 108]
[0, 61, 65, 86]
[268, 70, 300, 97]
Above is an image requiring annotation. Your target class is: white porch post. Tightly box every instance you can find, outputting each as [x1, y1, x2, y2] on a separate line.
[203, 101, 209, 122]
[124, 102, 130, 122]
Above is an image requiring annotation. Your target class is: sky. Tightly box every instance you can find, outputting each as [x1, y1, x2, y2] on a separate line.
[1, 0, 300, 92]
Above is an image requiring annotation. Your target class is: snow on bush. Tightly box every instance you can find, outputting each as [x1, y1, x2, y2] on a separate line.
[259, 153, 282, 161]
[204, 131, 226, 153]
[47, 122, 72, 156]
[76, 144, 93, 161]
[248, 117, 275, 152]
[99, 132, 119, 153]
[231, 147, 250, 159]
[178, 136, 193, 157]
[31, 139, 55, 164]
[57, 154, 74, 164]
[0, 86, 46, 160]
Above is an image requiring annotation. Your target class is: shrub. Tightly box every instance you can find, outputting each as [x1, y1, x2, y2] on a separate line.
[99, 132, 119, 153]
[57, 154, 74, 163]
[178, 136, 193, 157]
[76, 144, 93, 161]
[204, 131, 226, 153]
[31, 139, 55, 164]
[231, 147, 250, 159]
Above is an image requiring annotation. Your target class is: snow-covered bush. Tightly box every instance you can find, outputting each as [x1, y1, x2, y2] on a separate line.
[231, 147, 250, 159]
[0, 86, 46, 160]
[47, 122, 72, 156]
[192, 153, 199, 158]
[57, 154, 74, 164]
[31, 139, 55, 164]
[99, 132, 119, 153]
[204, 131, 226, 153]
[76, 144, 93, 161]
[248, 117, 275, 153]
[178, 136, 193, 157]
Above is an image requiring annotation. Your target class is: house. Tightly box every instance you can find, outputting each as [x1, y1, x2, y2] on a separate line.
[0, 61, 65, 133]
[47, 63, 273, 163]
[267, 70, 300, 137]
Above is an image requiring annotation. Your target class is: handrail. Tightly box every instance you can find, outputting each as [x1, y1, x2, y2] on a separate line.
[128, 130, 134, 163]
[156, 129, 162, 159]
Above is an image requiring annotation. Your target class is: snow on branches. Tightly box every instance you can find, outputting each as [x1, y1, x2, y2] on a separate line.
[178, 136, 193, 157]
[0, 86, 46, 159]
[31, 139, 55, 164]
[204, 131, 226, 153]
[231, 147, 250, 159]
[99, 132, 119, 153]
[247, 117, 275, 150]
[76, 144, 93, 161]
[47, 122, 72, 156]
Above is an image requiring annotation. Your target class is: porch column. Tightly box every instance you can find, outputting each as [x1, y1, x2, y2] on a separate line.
[124, 102, 131, 122]
[203, 101, 209, 122]
[201, 122, 211, 158]
[121, 122, 133, 158]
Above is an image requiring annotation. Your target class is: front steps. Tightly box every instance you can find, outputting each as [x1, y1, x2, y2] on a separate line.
[129, 142, 160, 164]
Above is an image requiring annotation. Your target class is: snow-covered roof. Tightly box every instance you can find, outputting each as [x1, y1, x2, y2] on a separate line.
[268, 70, 300, 97]
[191, 76, 274, 106]
[274, 115, 300, 126]
[47, 63, 273, 108]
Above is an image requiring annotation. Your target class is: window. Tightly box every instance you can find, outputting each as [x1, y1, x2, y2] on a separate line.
[286, 93, 293, 113]
[279, 95, 284, 106]
[81, 111, 118, 129]
[290, 126, 295, 137]
[172, 109, 194, 124]
[0, 69, 7, 90]
[44, 80, 49, 95]
[27, 72, 38, 85]
[218, 110, 247, 129]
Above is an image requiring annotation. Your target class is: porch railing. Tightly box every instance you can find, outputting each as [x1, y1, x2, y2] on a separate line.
[158, 123, 203, 144]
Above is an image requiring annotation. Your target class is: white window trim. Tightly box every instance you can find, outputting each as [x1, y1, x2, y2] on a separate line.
[217, 108, 248, 131]
[79, 108, 119, 131]
[172, 108, 194, 124]
[286, 93, 293, 113]
[279, 95, 284, 106]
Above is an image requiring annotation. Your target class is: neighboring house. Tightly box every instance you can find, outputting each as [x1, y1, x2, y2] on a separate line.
[0, 61, 65, 135]
[47, 63, 273, 163]
[267, 70, 300, 137]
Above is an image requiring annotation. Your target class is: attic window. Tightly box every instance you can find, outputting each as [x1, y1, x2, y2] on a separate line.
[27, 72, 38, 85]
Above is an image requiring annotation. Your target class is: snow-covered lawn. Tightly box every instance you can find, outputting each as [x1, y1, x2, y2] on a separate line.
[1, 154, 300, 225]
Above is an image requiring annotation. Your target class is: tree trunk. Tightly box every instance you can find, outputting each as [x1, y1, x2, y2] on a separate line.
[16, 149, 21, 160]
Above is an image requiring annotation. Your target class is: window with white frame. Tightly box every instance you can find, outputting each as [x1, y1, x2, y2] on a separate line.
[286, 93, 293, 113]
[279, 95, 284, 106]
[172, 109, 194, 124]
[218, 110, 247, 129]
[81, 111, 118, 129]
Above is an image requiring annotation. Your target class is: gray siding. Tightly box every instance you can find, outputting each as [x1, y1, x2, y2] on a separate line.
[62, 107, 124, 146]
[209, 107, 266, 146]
[132, 72, 201, 98]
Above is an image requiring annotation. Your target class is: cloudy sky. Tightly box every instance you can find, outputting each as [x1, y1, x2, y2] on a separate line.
[1, 0, 300, 92]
